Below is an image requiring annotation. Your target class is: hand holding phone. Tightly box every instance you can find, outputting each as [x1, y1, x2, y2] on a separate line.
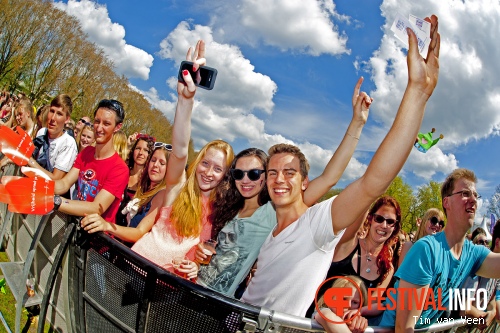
[178, 61, 218, 90]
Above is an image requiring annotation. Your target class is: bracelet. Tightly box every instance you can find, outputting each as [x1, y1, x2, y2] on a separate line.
[347, 133, 359, 140]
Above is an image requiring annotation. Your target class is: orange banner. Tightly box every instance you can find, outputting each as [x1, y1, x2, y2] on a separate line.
[0, 126, 35, 166]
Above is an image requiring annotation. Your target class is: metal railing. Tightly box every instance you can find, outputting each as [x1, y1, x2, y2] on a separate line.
[0, 165, 497, 333]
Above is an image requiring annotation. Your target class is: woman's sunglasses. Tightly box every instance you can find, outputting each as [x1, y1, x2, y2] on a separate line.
[154, 142, 172, 151]
[429, 216, 445, 228]
[79, 118, 92, 126]
[475, 239, 488, 246]
[372, 213, 398, 226]
[230, 169, 265, 181]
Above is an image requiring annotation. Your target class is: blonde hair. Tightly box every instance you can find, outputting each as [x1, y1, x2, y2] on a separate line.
[113, 130, 128, 160]
[170, 140, 234, 238]
[317, 275, 368, 309]
[13, 98, 35, 132]
[77, 124, 95, 152]
[415, 208, 445, 241]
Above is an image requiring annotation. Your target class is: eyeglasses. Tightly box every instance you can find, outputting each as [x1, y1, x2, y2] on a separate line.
[475, 239, 488, 246]
[371, 213, 398, 226]
[230, 169, 265, 181]
[448, 189, 481, 200]
[429, 216, 445, 228]
[154, 142, 172, 151]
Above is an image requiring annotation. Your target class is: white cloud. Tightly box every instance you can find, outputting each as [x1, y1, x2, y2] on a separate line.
[207, 0, 350, 56]
[152, 20, 366, 181]
[53, 0, 154, 80]
[365, 0, 500, 178]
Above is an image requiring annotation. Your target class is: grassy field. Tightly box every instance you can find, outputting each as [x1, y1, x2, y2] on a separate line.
[0, 251, 53, 333]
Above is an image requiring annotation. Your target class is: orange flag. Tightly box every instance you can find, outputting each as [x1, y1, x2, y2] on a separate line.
[0, 176, 54, 214]
[0, 126, 35, 166]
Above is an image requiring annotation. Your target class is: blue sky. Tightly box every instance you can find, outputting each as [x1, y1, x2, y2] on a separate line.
[53, 0, 500, 223]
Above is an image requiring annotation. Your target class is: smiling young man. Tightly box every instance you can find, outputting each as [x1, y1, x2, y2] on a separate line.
[42, 99, 129, 223]
[28, 94, 78, 181]
[240, 15, 441, 317]
[377, 168, 500, 332]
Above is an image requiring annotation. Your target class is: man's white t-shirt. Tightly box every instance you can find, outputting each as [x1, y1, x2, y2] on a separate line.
[36, 128, 78, 172]
[241, 196, 344, 317]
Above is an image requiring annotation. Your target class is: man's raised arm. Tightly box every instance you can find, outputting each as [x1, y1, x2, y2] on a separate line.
[331, 15, 440, 233]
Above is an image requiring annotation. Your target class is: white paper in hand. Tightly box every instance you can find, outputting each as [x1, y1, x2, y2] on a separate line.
[390, 13, 430, 59]
[409, 14, 431, 56]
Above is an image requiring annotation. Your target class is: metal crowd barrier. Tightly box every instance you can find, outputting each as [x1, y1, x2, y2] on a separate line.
[0, 164, 71, 333]
[0, 164, 497, 333]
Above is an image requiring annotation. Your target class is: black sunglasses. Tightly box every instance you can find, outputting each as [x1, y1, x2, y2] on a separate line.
[79, 118, 92, 126]
[476, 239, 488, 246]
[230, 169, 265, 181]
[430, 216, 445, 228]
[154, 142, 172, 151]
[371, 213, 398, 226]
[97, 99, 125, 120]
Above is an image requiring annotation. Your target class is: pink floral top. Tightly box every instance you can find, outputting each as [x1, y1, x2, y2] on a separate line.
[131, 198, 212, 271]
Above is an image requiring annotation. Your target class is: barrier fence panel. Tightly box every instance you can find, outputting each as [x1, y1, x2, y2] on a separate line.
[0, 186, 495, 333]
[69, 231, 264, 333]
[66, 231, 482, 333]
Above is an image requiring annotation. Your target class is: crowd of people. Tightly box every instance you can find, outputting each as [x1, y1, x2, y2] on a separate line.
[1, 14, 500, 333]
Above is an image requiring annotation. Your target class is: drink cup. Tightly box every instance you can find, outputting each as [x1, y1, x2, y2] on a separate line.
[199, 239, 217, 265]
[26, 277, 35, 297]
[171, 257, 189, 279]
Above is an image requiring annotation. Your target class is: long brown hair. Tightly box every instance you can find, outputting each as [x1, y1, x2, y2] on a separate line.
[209, 148, 270, 237]
[366, 196, 401, 285]
[133, 146, 170, 207]
[170, 140, 234, 238]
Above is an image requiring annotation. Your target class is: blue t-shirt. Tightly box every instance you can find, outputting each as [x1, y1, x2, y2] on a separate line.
[379, 232, 490, 328]
[197, 201, 276, 297]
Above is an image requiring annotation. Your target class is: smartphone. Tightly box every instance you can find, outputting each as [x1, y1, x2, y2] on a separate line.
[178, 61, 218, 90]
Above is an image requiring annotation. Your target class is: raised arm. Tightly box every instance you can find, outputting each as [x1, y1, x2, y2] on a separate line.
[303, 77, 371, 206]
[331, 15, 440, 233]
[163, 40, 204, 206]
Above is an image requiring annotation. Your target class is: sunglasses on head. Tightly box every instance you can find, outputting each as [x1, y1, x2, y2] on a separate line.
[79, 118, 92, 126]
[429, 216, 445, 228]
[371, 213, 398, 226]
[137, 133, 156, 142]
[230, 169, 265, 181]
[98, 99, 125, 120]
[154, 142, 172, 151]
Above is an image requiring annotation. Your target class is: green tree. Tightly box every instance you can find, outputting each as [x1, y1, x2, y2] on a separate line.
[415, 180, 443, 221]
[384, 176, 417, 233]
[0, 0, 178, 144]
[318, 188, 343, 203]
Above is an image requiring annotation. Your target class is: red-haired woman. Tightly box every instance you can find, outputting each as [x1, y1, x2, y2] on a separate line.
[309, 196, 402, 319]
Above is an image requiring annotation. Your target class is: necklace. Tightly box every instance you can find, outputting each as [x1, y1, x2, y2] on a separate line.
[363, 239, 373, 273]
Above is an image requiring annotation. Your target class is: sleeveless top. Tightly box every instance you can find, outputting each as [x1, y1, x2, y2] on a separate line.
[131, 197, 212, 270]
[326, 241, 383, 289]
[305, 240, 383, 317]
